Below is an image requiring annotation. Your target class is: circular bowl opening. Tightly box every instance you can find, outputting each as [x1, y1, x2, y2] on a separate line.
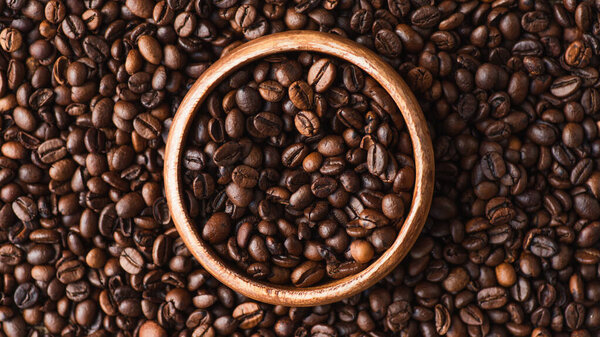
[165, 31, 435, 307]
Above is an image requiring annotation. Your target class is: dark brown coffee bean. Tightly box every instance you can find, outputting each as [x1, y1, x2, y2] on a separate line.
[193, 173, 215, 199]
[56, 259, 85, 284]
[311, 177, 338, 198]
[252, 112, 282, 136]
[374, 29, 402, 57]
[37, 139, 67, 164]
[62, 15, 86, 40]
[202, 212, 231, 244]
[291, 261, 324, 287]
[477, 287, 508, 310]
[232, 302, 263, 329]
[12, 196, 36, 222]
[281, 143, 309, 168]
[83, 36, 109, 62]
[13, 283, 39, 309]
[258, 80, 285, 102]
[213, 141, 242, 166]
[411, 5, 440, 28]
[116, 192, 145, 218]
[381, 194, 404, 220]
[435, 304, 451, 335]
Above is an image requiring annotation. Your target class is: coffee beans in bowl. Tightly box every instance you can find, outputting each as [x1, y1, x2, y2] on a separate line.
[181, 51, 416, 287]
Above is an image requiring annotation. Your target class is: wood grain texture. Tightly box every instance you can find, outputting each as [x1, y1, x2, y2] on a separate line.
[164, 31, 435, 306]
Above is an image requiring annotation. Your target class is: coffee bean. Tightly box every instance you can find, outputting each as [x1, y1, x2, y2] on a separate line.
[138, 35, 163, 65]
[231, 165, 258, 188]
[116, 192, 145, 218]
[281, 143, 309, 168]
[275, 60, 302, 87]
[551, 75, 582, 98]
[213, 141, 242, 166]
[521, 11, 549, 33]
[307, 58, 336, 93]
[235, 86, 261, 114]
[13, 283, 39, 309]
[3, 0, 599, 334]
[139, 321, 167, 337]
[120, 247, 144, 275]
[291, 261, 325, 287]
[232, 302, 264, 329]
[381, 194, 404, 220]
[56, 259, 85, 284]
[62, 15, 86, 40]
[337, 107, 364, 129]
[367, 143, 388, 176]
[0, 28, 22, 53]
[252, 112, 282, 136]
[350, 9, 373, 34]
[411, 5, 440, 28]
[294, 110, 320, 137]
[374, 29, 402, 57]
[202, 212, 231, 244]
[83, 36, 109, 62]
[311, 177, 338, 198]
[226, 183, 253, 207]
[434, 304, 451, 335]
[477, 287, 508, 310]
[528, 235, 558, 258]
[134, 113, 162, 139]
[288, 80, 313, 110]
[12, 196, 37, 222]
[258, 80, 285, 102]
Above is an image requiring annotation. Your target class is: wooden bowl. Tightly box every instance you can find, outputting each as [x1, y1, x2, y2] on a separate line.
[164, 31, 434, 307]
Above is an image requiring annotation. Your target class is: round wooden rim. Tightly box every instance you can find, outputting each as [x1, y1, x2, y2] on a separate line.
[165, 31, 434, 306]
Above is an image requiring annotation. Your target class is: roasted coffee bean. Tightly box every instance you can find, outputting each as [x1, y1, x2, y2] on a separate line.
[213, 141, 242, 166]
[367, 143, 388, 176]
[258, 80, 285, 102]
[13, 283, 39, 309]
[294, 110, 320, 137]
[291, 261, 325, 287]
[307, 58, 336, 93]
[134, 113, 162, 139]
[232, 302, 264, 329]
[252, 112, 282, 136]
[374, 29, 402, 57]
[120, 247, 144, 275]
[202, 212, 231, 244]
[0, 28, 22, 53]
[288, 80, 314, 110]
[37, 139, 67, 164]
[477, 287, 508, 310]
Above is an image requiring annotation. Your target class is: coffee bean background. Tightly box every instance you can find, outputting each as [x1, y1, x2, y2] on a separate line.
[0, 0, 600, 336]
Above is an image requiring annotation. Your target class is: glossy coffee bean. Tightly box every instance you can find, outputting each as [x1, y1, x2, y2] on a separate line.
[3, 0, 600, 336]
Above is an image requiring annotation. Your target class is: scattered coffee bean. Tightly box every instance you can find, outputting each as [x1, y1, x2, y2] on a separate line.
[3, 0, 600, 336]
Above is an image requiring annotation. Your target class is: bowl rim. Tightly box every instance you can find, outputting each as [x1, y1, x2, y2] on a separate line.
[164, 30, 435, 306]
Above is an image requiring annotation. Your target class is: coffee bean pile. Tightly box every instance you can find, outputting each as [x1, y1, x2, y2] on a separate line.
[1, 0, 600, 336]
[183, 53, 414, 287]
